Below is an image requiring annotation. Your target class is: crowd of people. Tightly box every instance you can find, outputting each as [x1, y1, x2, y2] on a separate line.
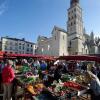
[0, 58, 52, 100]
[0, 58, 100, 100]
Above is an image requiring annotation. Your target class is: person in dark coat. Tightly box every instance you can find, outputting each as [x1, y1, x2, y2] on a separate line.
[54, 65, 63, 81]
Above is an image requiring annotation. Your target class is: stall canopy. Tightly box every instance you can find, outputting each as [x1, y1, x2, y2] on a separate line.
[6, 53, 55, 61]
[9, 54, 34, 58]
[34, 55, 55, 61]
[0, 51, 55, 61]
[58, 55, 100, 63]
[0, 51, 4, 56]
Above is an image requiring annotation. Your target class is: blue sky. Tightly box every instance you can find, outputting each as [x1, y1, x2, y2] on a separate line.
[0, 0, 100, 43]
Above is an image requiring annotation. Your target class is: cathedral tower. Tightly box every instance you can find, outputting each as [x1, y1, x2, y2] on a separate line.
[67, 0, 84, 55]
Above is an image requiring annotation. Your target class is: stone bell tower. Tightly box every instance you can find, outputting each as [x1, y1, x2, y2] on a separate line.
[67, 0, 84, 55]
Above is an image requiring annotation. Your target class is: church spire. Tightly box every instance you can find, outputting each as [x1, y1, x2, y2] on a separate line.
[90, 31, 94, 40]
[70, 0, 79, 7]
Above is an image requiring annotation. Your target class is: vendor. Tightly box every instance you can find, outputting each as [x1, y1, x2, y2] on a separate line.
[54, 64, 63, 81]
[87, 71, 100, 100]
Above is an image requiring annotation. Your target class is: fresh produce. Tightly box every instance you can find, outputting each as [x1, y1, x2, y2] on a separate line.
[34, 83, 45, 92]
[61, 74, 73, 82]
[19, 76, 35, 84]
[36, 83, 44, 89]
[26, 77, 35, 83]
[19, 66, 31, 73]
[48, 84, 77, 98]
[64, 81, 84, 90]
[25, 72, 33, 77]
[26, 83, 45, 95]
[75, 74, 90, 85]
[26, 85, 37, 95]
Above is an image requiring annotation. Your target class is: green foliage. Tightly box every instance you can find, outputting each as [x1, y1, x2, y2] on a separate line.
[19, 66, 31, 73]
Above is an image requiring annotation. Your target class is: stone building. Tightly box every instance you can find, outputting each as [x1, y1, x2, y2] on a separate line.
[85, 32, 100, 54]
[37, 0, 100, 56]
[37, 26, 68, 56]
[1, 37, 37, 54]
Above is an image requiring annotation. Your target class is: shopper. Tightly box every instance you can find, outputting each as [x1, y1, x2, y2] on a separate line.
[87, 71, 100, 100]
[34, 59, 40, 70]
[40, 60, 47, 71]
[54, 65, 63, 81]
[2, 60, 15, 100]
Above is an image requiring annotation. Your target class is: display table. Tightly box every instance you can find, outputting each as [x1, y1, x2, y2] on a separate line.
[46, 80, 90, 100]
[13, 74, 44, 100]
[13, 78, 31, 100]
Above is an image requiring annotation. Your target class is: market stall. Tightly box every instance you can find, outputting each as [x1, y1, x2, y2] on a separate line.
[43, 71, 90, 100]
[1, 54, 99, 100]
[58, 55, 100, 63]
[13, 65, 45, 100]
[48, 55, 100, 100]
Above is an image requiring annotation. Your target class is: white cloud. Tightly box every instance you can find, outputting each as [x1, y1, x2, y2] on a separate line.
[0, 0, 9, 16]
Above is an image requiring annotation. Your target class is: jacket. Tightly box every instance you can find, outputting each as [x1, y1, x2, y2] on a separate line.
[2, 66, 15, 84]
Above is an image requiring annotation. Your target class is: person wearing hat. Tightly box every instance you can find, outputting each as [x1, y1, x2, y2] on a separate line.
[2, 60, 15, 100]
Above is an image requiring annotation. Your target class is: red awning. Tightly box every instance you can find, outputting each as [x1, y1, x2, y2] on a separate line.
[58, 55, 100, 63]
[1, 52, 55, 61]
[9, 54, 34, 57]
[33, 54, 55, 61]
[0, 51, 4, 56]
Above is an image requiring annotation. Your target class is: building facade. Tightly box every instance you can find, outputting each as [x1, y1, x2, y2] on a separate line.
[85, 32, 100, 54]
[1, 37, 37, 54]
[1, 0, 99, 56]
[37, 0, 100, 56]
[37, 26, 68, 56]
[67, 0, 85, 55]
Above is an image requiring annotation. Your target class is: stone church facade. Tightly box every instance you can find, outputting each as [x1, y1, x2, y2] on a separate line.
[37, 0, 100, 56]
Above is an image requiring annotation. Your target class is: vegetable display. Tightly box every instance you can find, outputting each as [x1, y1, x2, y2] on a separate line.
[19, 66, 31, 73]
[47, 80, 78, 99]
[61, 74, 74, 82]
[64, 81, 85, 91]
[26, 83, 45, 95]
[75, 74, 90, 85]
